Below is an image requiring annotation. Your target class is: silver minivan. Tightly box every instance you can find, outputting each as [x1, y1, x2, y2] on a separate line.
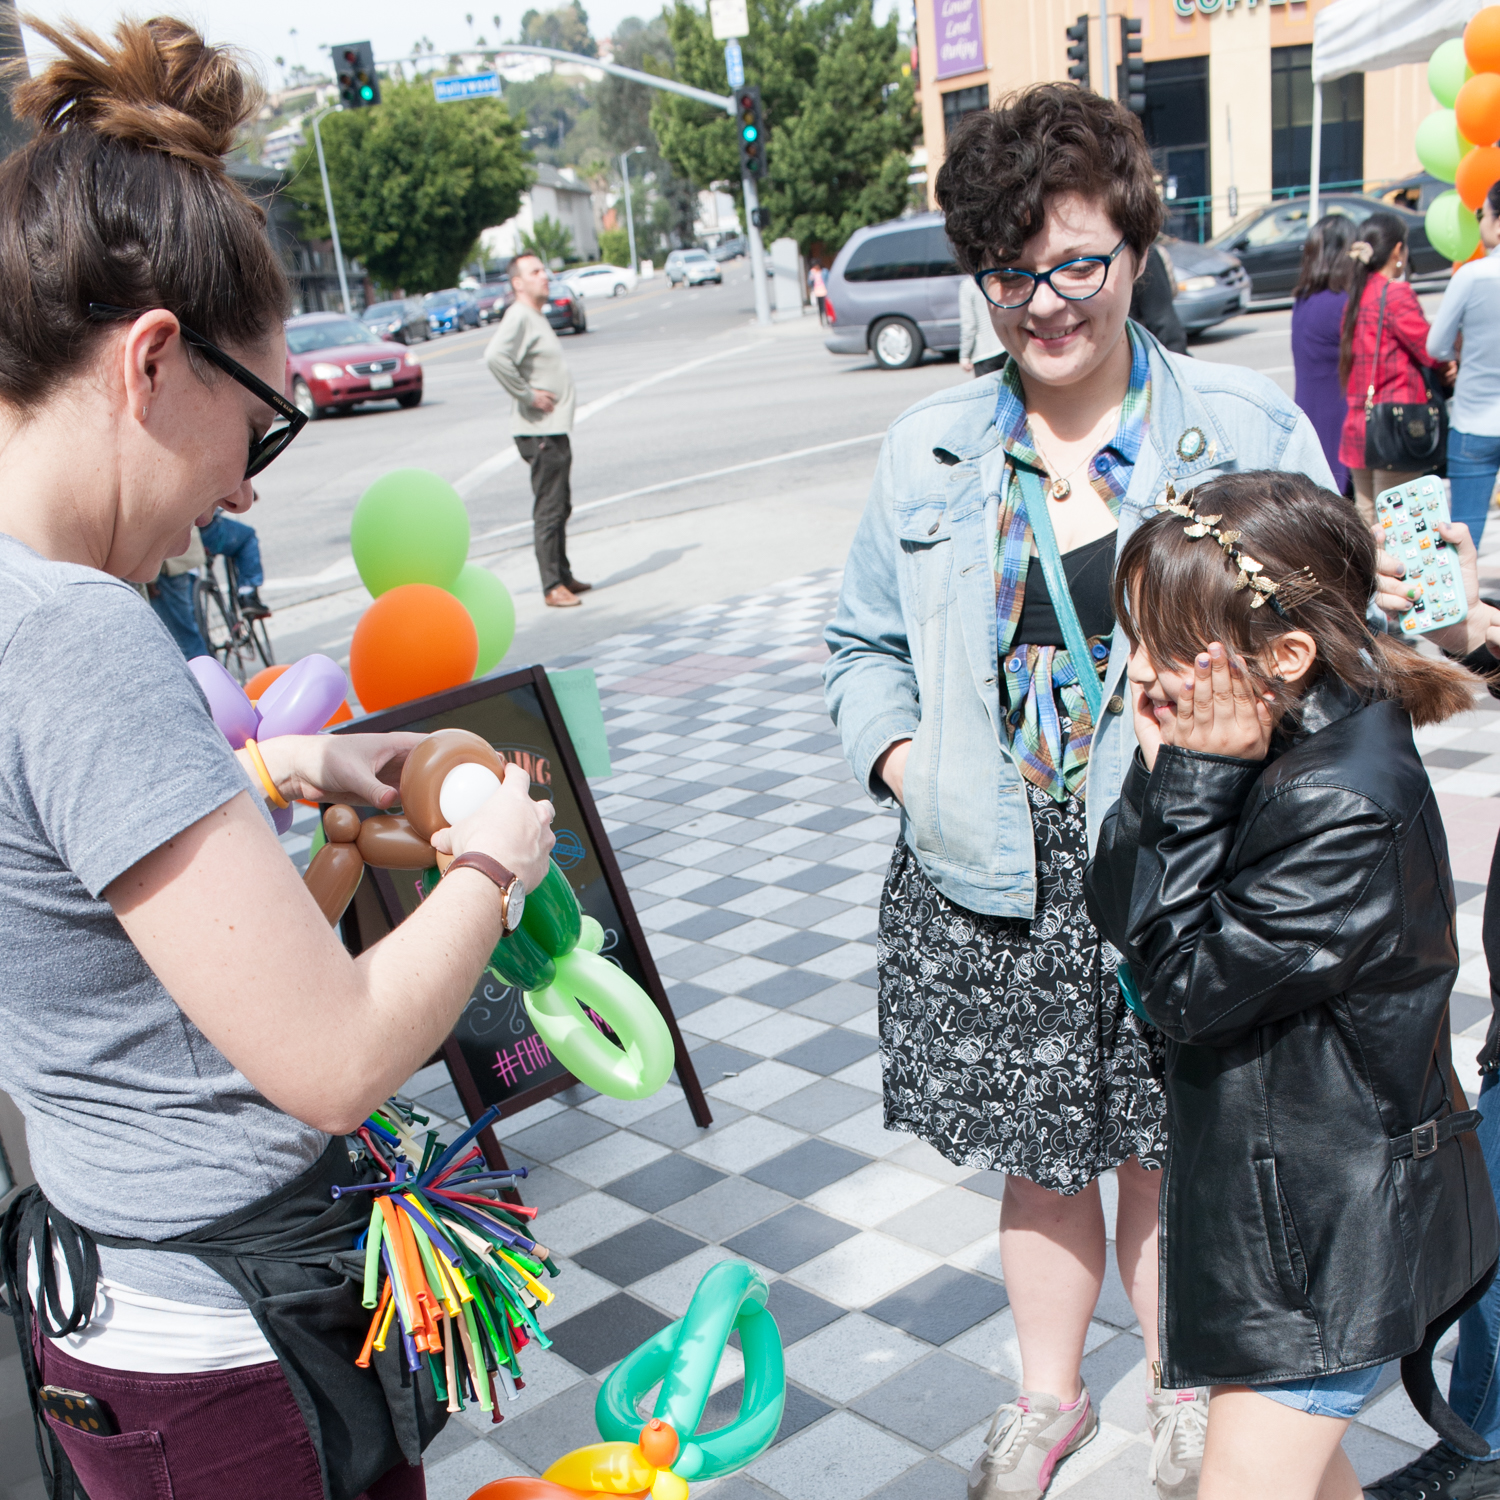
[824, 211, 961, 369]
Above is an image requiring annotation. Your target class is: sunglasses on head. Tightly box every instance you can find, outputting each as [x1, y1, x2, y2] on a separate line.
[87, 303, 306, 479]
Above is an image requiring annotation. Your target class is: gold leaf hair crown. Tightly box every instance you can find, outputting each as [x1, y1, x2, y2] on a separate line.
[1154, 485, 1320, 618]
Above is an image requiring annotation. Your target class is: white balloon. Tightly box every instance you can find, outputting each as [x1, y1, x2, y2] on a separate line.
[439, 762, 503, 826]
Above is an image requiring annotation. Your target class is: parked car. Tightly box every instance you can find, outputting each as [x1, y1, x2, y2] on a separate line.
[284, 313, 423, 419]
[712, 235, 746, 262]
[664, 248, 724, 287]
[361, 297, 430, 345]
[1158, 236, 1250, 335]
[1209, 194, 1449, 302]
[542, 277, 587, 335]
[1376, 172, 1450, 214]
[824, 212, 961, 369]
[423, 287, 481, 334]
[565, 263, 638, 298]
[477, 277, 512, 323]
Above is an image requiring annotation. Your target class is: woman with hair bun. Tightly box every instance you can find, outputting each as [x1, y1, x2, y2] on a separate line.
[825, 81, 1334, 1500]
[0, 17, 554, 1499]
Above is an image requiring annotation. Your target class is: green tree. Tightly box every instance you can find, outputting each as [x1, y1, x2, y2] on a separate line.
[520, 2, 597, 56]
[599, 226, 631, 265]
[521, 213, 576, 266]
[287, 79, 529, 293]
[651, 0, 917, 255]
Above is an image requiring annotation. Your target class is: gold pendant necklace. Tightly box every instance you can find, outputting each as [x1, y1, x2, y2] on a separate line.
[1029, 408, 1120, 503]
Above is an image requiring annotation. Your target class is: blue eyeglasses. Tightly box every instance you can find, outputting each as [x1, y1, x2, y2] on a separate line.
[976, 240, 1128, 310]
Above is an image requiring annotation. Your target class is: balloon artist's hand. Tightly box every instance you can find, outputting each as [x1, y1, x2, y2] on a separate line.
[257, 732, 422, 809]
[875, 738, 911, 806]
[431, 760, 555, 890]
[1371, 517, 1492, 656]
[1159, 642, 1272, 764]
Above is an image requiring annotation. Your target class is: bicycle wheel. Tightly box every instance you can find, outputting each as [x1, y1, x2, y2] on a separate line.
[221, 557, 274, 673]
[248, 615, 274, 670]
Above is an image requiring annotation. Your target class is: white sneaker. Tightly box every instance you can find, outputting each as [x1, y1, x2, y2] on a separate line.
[1147, 1377, 1208, 1500]
[967, 1387, 1098, 1500]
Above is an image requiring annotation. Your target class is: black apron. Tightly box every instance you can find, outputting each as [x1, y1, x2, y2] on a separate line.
[1, 1140, 447, 1500]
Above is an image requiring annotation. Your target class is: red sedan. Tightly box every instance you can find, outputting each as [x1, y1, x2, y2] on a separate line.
[285, 311, 424, 419]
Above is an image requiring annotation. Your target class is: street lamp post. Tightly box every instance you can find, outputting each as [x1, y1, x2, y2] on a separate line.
[309, 105, 353, 315]
[620, 146, 645, 276]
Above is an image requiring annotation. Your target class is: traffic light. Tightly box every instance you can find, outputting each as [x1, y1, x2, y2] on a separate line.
[734, 86, 767, 178]
[1065, 17, 1090, 88]
[332, 41, 380, 109]
[1117, 17, 1145, 114]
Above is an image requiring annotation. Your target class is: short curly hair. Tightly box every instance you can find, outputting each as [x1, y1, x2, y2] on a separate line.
[935, 84, 1164, 275]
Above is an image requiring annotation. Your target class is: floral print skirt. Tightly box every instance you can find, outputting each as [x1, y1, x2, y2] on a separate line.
[876, 782, 1166, 1194]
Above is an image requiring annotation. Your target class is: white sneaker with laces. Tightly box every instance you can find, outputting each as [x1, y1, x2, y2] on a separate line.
[1147, 1380, 1208, 1499]
[967, 1387, 1098, 1500]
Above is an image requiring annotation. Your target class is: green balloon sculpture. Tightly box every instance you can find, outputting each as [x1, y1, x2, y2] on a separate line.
[1427, 189, 1482, 262]
[350, 469, 470, 598]
[1416, 109, 1473, 184]
[1430, 37, 1473, 110]
[446, 563, 516, 678]
[420, 862, 675, 1101]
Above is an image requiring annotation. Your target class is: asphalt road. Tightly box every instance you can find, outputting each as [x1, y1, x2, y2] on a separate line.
[252, 271, 1321, 675]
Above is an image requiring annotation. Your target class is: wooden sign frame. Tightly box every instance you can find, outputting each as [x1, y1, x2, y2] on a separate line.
[335, 665, 712, 1171]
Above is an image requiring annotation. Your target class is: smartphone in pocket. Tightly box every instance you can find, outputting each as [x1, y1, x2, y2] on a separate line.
[39, 1385, 118, 1437]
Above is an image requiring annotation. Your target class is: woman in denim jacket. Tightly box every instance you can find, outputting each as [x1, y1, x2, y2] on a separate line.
[824, 85, 1332, 1500]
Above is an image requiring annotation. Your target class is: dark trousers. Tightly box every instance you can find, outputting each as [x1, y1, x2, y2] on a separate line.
[150, 572, 208, 660]
[515, 433, 574, 592]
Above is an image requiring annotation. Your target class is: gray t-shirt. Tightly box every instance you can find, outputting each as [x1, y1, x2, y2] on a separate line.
[0, 535, 327, 1306]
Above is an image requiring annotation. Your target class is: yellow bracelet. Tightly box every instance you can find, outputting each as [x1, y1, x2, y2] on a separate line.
[244, 739, 289, 809]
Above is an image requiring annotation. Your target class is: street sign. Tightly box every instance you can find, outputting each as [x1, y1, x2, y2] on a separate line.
[724, 39, 744, 89]
[433, 71, 502, 102]
[710, 0, 750, 40]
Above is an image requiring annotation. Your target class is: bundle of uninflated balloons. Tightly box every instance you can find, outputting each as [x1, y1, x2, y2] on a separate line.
[348, 469, 516, 712]
[467, 1260, 786, 1499]
[1418, 8, 1500, 263]
[343, 1098, 559, 1411]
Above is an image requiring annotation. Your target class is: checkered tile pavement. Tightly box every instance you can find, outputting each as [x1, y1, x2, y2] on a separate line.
[363, 568, 1492, 1500]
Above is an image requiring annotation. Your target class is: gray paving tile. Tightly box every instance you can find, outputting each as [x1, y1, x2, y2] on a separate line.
[656, 943, 740, 980]
[698, 846, 782, 876]
[774, 863, 855, 893]
[659, 1174, 794, 1240]
[701, 1377, 835, 1450]
[543, 1292, 676, 1374]
[746, 1138, 870, 1197]
[797, 806, 869, 833]
[483, 1375, 601, 1473]
[722, 793, 792, 818]
[791, 981, 878, 1024]
[684, 875, 762, 906]
[767, 1278, 847, 1345]
[727, 1204, 860, 1272]
[853, 1352, 1011, 1450]
[866, 1458, 969, 1500]
[742, 969, 837, 1008]
[668, 908, 752, 942]
[754, 931, 845, 965]
[574, 1219, 705, 1285]
[503, 1110, 614, 1164]
[665, 981, 721, 1017]
[762, 1078, 880, 1133]
[605, 1154, 727, 1212]
[1052, 1439, 1153, 1499]
[961, 1174, 1006, 1203]
[1452, 989, 1492, 1034]
[777, 1028, 880, 1075]
[635, 1098, 748, 1149]
[683, 1041, 762, 1088]
[869, 1265, 1009, 1345]
[510, 1162, 591, 1213]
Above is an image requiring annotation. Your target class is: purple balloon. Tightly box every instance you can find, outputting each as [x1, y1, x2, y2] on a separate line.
[271, 804, 295, 835]
[188, 656, 259, 749]
[255, 654, 349, 740]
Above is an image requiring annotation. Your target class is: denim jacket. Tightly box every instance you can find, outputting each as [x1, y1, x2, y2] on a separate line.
[824, 326, 1336, 918]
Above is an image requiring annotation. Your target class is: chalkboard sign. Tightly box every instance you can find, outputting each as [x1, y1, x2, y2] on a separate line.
[335, 666, 711, 1149]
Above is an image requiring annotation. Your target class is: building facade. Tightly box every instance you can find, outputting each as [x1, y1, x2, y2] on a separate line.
[480, 162, 601, 264]
[916, 0, 1437, 239]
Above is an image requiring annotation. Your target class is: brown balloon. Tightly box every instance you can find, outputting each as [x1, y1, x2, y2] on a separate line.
[322, 804, 362, 844]
[400, 728, 507, 841]
[357, 814, 438, 870]
[303, 842, 365, 925]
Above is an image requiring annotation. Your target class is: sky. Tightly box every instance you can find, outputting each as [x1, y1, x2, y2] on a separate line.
[20, 0, 906, 92]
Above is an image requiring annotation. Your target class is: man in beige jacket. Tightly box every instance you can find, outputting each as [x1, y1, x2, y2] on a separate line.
[485, 251, 588, 607]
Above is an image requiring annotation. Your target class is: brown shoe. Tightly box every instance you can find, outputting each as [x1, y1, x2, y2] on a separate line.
[545, 584, 581, 607]
[564, 578, 592, 593]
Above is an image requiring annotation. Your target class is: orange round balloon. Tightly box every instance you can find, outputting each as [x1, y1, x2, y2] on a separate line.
[349, 583, 478, 713]
[245, 662, 353, 726]
[1458, 144, 1500, 207]
[1468, 7, 1500, 76]
[466, 1482, 598, 1500]
[1457, 72, 1500, 147]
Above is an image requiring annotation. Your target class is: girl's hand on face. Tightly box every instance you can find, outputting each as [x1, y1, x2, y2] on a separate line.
[1159, 642, 1272, 763]
[1132, 683, 1164, 773]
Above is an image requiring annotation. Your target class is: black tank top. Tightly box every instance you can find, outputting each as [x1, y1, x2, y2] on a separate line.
[1014, 532, 1117, 647]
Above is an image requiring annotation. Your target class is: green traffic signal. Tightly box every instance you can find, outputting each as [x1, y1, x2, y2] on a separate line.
[742, 124, 758, 142]
[360, 85, 374, 100]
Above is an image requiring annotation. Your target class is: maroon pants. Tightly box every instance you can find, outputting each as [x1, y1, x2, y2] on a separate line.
[40, 1341, 426, 1500]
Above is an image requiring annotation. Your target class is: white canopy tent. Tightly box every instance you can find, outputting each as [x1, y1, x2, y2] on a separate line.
[1309, 0, 1479, 220]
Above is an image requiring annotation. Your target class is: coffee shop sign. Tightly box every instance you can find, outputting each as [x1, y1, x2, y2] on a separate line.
[1174, 0, 1295, 13]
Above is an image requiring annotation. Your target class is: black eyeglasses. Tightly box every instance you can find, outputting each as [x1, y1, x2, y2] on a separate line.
[976, 240, 1129, 310]
[87, 304, 306, 479]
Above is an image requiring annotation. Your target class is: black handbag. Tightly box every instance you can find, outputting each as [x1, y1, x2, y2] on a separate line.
[1364, 282, 1449, 476]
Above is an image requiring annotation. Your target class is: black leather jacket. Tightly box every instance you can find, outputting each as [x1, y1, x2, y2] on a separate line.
[1085, 678, 1498, 1387]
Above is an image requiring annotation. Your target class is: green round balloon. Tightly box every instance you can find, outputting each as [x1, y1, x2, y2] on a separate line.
[1427, 189, 1482, 261]
[350, 469, 470, 597]
[1416, 108, 1471, 183]
[445, 562, 516, 676]
[1430, 38, 1472, 109]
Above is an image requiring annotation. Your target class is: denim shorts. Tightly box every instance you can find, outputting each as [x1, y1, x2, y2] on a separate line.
[1252, 1362, 1385, 1419]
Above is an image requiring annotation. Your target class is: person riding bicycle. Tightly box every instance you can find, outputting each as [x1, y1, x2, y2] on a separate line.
[201, 478, 268, 618]
[148, 526, 209, 658]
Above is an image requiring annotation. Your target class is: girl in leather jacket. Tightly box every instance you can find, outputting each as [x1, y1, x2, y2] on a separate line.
[1084, 471, 1499, 1500]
